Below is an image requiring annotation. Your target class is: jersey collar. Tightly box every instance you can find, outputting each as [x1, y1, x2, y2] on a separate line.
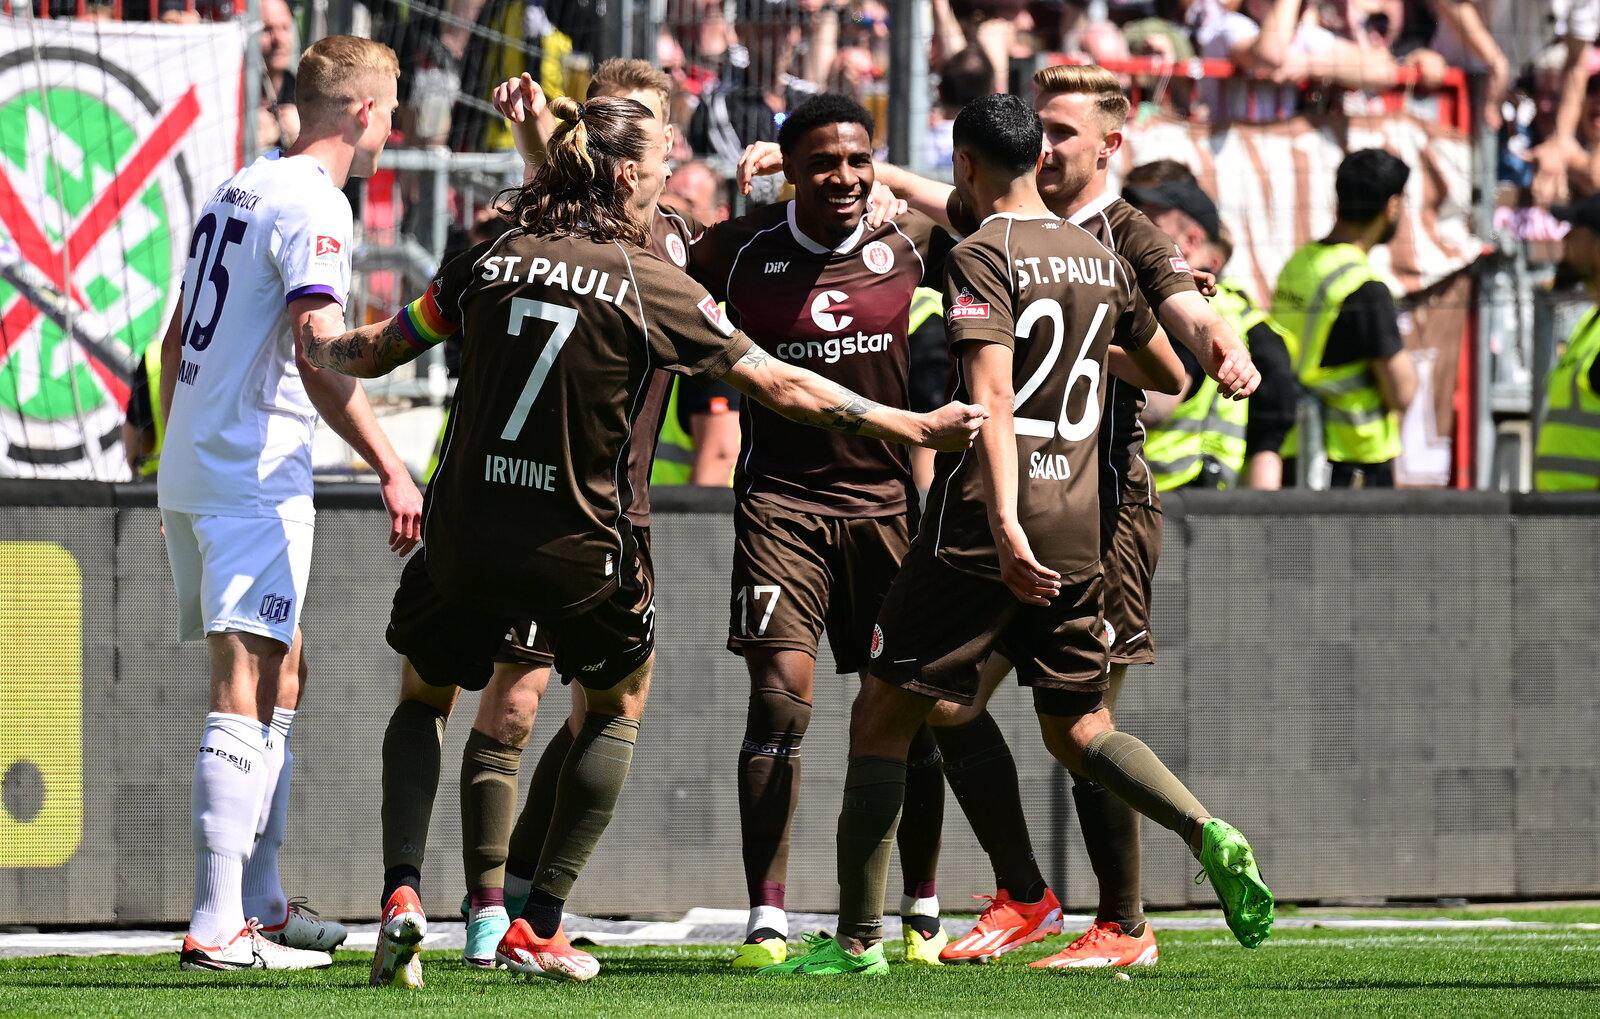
[1067, 191, 1117, 225]
[980, 211, 1060, 227]
[786, 200, 866, 255]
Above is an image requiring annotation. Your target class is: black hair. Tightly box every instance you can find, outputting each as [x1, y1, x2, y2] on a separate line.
[937, 47, 995, 109]
[777, 93, 876, 156]
[951, 92, 1042, 175]
[1335, 148, 1411, 224]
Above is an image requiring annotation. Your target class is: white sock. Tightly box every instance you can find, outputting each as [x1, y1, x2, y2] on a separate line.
[243, 708, 296, 925]
[746, 904, 788, 939]
[469, 904, 508, 924]
[504, 873, 533, 907]
[901, 894, 941, 918]
[191, 712, 269, 947]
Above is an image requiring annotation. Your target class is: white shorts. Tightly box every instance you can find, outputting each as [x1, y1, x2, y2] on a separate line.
[161, 510, 313, 647]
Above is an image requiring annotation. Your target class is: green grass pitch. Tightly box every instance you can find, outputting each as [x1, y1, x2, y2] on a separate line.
[3, 910, 1598, 1018]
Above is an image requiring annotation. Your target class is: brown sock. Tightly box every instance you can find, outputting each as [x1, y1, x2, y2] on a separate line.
[381, 699, 446, 874]
[1081, 729, 1207, 845]
[897, 725, 943, 902]
[531, 713, 639, 901]
[460, 729, 524, 895]
[935, 712, 1045, 901]
[738, 688, 811, 908]
[506, 722, 576, 878]
[836, 756, 906, 947]
[1071, 771, 1146, 933]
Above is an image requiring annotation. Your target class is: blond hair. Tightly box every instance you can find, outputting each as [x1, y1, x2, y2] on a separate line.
[587, 58, 673, 113]
[1031, 63, 1131, 132]
[295, 36, 399, 121]
[504, 95, 654, 247]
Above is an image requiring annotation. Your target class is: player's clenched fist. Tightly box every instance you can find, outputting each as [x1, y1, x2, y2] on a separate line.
[921, 401, 989, 452]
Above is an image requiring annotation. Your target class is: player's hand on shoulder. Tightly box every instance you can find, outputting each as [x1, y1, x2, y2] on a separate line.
[921, 400, 989, 452]
[380, 471, 424, 556]
[492, 72, 545, 123]
[736, 141, 784, 195]
[995, 525, 1061, 607]
[864, 181, 909, 229]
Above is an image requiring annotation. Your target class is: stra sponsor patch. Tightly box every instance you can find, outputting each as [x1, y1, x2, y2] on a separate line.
[948, 288, 990, 320]
[1169, 255, 1192, 274]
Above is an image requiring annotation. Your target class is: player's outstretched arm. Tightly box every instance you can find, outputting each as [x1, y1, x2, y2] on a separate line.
[300, 312, 422, 379]
[872, 161, 960, 233]
[1159, 289, 1261, 399]
[293, 296, 422, 553]
[722, 343, 986, 451]
[962, 340, 1060, 606]
[491, 72, 554, 184]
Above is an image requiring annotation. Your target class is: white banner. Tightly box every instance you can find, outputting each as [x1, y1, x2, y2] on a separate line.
[0, 17, 246, 480]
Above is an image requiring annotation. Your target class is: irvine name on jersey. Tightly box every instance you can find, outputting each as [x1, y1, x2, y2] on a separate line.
[402, 231, 748, 619]
[924, 213, 1157, 582]
[158, 152, 353, 523]
[691, 202, 954, 517]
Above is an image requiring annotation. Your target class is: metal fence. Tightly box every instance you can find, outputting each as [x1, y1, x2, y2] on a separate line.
[3, 482, 1598, 925]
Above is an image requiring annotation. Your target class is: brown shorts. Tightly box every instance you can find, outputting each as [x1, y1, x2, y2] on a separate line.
[1101, 503, 1160, 665]
[727, 496, 910, 675]
[390, 544, 656, 692]
[869, 544, 1108, 713]
[491, 527, 651, 668]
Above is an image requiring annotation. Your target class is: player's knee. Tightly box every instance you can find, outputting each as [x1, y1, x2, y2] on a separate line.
[743, 687, 812, 757]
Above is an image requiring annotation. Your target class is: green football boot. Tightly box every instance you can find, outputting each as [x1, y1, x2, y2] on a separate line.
[757, 932, 889, 975]
[1196, 819, 1275, 948]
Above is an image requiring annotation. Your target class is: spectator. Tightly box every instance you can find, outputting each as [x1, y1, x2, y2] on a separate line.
[687, 0, 818, 164]
[1235, 0, 1405, 115]
[1432, 3, 1596, 205]
[257, 0, 299, 151]
[663, 159, 733, 225]
[1271, 148, 1417, 488]
[928, 47, 995, 169]
[1427, 0, 1511, 132]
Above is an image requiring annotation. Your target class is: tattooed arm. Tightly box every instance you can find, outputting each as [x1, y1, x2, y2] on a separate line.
[299, 312, 423, 379]
[291, 295, 422, 553]
[721, 341, 987, 452]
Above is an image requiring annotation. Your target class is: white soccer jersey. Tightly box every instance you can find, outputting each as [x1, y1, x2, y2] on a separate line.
[158, 152, 353, 523]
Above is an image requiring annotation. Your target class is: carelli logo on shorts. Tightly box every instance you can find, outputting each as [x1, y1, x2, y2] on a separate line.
[199, 745, 252, 773]
[948, 288, 989, 320]
[870, 624, 884, 659]
[258, 593, 293, 623]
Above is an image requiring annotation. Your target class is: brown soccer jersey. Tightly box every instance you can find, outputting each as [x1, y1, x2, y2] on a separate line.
[690, 202, 955, 517]
[625, 204, 708, 528]
[402, 229, 750, 620]
[1068, 194, 1199, 507]
[923, 213, 1157, 583]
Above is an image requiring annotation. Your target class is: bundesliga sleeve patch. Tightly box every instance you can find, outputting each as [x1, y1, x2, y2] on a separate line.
[947, 288, 990, 320]
[396, 284, 458, 348]
[698, 294, 734, 336]
[314, 235, 343, 260]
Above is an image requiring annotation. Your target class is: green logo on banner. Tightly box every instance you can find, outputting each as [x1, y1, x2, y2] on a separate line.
[0, 87, 174, 422]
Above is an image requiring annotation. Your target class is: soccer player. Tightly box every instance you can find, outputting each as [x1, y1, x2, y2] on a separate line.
[303, 94, 987, 984]
[367, 60, 711, 986]
[157, 36, 421, 971]
[687, 93, 959, 968]
[738, 62, 1261, 966]
[761, 91, 1273, 978]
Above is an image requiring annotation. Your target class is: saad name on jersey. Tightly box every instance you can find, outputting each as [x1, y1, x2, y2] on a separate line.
[477, 253, 632, 305]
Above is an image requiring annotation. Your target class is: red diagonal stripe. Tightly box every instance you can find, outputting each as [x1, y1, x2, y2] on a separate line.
[1, 85, 201, 412]
[65, 85, 202, 270]
[0, 175, 90, 308]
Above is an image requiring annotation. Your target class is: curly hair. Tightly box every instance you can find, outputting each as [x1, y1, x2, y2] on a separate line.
[501, 95, 655, 247]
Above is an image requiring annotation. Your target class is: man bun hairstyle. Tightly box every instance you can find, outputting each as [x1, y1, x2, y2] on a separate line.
[777, 92, 875, 156]
[952, 92, 1043, 175]
[295, 35, 399, 123]
[1335, 148, 1410, 224]
[1031, 62, 1131, 132]
[504, 94, 655, 247]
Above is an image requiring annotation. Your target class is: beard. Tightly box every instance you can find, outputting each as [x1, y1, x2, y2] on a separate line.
[1377, 216, 1400, 245]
